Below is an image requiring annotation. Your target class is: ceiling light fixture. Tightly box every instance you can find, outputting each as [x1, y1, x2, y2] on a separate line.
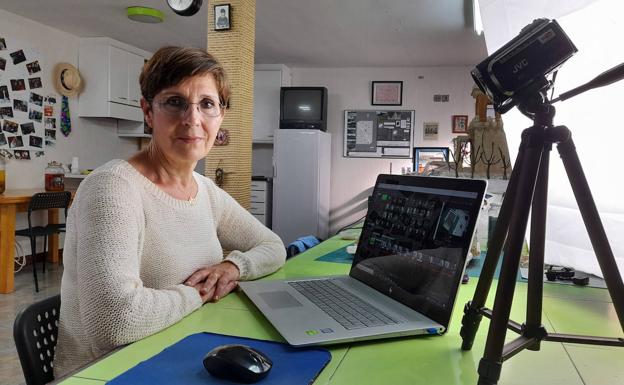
[127, 6, 165, 23]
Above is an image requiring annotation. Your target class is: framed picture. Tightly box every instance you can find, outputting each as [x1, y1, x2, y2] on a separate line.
[423, 122, 439, 140]
[214, 4, 231, 31]
[452, 115, 469, 133]
[371, 81, 403, 106]
[413, 147, 449, 174]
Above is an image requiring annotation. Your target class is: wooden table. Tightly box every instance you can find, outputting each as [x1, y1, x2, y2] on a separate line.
[0, 189, 70, 293]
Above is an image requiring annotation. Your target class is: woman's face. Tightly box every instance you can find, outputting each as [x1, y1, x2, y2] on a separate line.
[141, 73, 224, 165]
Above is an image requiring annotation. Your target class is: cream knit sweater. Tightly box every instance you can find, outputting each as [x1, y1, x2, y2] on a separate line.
[53, 160, 285, 377]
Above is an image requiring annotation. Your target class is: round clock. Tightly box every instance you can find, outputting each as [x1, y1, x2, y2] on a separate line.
[167, 0, 203, 16]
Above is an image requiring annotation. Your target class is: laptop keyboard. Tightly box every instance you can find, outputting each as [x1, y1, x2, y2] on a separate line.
[288, 279, 403, 330]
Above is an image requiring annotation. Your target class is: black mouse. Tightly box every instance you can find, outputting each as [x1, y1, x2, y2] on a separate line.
[203, 344, 273, 383]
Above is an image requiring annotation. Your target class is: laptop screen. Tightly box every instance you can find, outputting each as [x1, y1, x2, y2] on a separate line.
[349, 175, 486, 329]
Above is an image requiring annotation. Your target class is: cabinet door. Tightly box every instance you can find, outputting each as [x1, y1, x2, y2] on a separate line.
[252, 70, 282, 142]
[127, 52, 144, 107]
[109, 46, 129, 104]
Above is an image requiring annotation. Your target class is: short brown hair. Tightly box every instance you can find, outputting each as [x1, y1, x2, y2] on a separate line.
[139, 46, 230, 106]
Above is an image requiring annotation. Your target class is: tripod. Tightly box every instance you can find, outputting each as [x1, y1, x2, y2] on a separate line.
[459, 92, 624, 385]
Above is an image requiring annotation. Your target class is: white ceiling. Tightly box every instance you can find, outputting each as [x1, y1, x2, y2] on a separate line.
[0, 0, 487, 67]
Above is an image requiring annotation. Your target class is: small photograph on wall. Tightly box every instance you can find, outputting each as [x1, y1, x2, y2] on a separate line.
[35, 151, 44, 158]
[13, 99, 28, 112]
[26, 60, 41, 74]
[8, 135, 23, 148]
[0, 133, 6, 146]
[29, 135, 42, 148]
[0, 37, 7, 50]
[28, 77, 42, 89]
[20, 122, 35, 135]
[0, 106, 14, 118]
[10, 49, 26, 65]
[3, 120, 18, 133]
[423, 122, 439, 140]
[45, 129, 56, 141]
[14, 149, 30, 160]
[0, 57, 6, 71]
[0, 86, 9, 102]
[45, 118, 56, 129]
[10, 79, 26, 91]
[28, 109, 42, 122]
[29, 92, 43, 106]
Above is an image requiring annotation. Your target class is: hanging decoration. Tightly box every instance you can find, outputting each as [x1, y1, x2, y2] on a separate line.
[60, 95, 71, 137]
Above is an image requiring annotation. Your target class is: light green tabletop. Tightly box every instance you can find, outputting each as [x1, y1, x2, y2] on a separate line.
[58, 237, 623, 385]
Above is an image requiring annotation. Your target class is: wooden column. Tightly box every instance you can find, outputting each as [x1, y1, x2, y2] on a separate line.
[205, 0, 255, 209]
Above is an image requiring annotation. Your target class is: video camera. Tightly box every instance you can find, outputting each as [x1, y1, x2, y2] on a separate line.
[471, 18, 577, 113]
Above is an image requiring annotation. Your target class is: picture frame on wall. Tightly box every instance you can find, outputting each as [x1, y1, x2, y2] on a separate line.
[413, 147, 449, 174]
[371, 81, 403, 106]
[452, 115, 469, 133]
[214, 4, 231, 30]
[423, 122, 439, 140]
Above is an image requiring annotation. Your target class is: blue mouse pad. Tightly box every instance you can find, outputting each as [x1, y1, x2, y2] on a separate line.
[106, 332, 331, 385]
[315, 245, 354, 264]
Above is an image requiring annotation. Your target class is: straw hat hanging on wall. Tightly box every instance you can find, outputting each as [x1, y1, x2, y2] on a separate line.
[53, 63, 82, 97]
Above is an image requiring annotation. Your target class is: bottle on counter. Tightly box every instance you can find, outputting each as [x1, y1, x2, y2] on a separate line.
[45, 161, 65, 191]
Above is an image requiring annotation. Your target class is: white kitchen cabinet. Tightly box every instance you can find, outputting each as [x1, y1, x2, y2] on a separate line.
[252, 64, 290, 143]
[78, 38, 150, 122]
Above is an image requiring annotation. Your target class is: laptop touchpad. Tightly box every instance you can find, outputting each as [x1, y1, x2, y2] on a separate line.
[259, 291, 303, 308]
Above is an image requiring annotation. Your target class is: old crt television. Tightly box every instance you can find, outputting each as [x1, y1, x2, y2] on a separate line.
[280, 87, 328, 131]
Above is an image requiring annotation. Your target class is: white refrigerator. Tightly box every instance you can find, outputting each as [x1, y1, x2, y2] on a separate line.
[272, 130, 331, 246]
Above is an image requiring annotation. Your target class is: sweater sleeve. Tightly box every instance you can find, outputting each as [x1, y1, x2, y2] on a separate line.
[74, 171, 203, 350]
[208, 180, 286, 280]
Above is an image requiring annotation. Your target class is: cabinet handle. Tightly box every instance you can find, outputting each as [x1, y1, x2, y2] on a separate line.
[119, 97, 127, 100]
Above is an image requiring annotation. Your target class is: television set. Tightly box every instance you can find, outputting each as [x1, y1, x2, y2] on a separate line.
[279, 87, 328, 131]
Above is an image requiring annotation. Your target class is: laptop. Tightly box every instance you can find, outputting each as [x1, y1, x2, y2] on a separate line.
[240, 174, 487, 346]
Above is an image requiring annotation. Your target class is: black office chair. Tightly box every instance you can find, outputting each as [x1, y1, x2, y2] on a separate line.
[13, 294, 61, 385]
[15, 192, 72, 292]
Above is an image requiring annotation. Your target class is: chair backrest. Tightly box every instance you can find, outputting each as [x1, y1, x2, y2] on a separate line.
[28, 192, 72, 213]
[26, 192, 72, 228]
[13, 294, 61, 385]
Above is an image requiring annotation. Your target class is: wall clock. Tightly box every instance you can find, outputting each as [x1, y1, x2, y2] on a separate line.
[166, 0, 203, 16]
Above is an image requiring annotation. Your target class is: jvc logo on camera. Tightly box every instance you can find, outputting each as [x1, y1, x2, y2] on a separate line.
[512, 59, 529, 74]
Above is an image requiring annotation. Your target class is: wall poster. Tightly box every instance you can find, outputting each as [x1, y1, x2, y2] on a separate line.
[343, 110, 414, 158]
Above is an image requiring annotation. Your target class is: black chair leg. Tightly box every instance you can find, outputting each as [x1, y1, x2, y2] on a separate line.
[30, 236, 39, 292]
[43, 235, 48, 273]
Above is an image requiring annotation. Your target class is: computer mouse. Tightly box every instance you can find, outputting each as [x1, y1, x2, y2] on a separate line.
[202, 344, 273, 383]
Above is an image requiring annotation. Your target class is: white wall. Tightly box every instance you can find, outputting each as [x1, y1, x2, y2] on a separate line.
[0, 9, 138, 255]
[290, 66, 476, 234]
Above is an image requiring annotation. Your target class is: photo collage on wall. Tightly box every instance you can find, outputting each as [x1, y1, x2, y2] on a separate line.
[0, 37, 59, 160]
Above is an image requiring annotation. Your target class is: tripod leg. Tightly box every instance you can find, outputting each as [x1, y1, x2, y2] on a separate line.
[478, 141, 544, 385]
[556, 128, 624, 332]
[461, 136, 527, 350]
[525, 144, 551, 351]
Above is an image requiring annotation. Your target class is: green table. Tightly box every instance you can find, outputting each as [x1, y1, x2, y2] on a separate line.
[57, 237, 623, 385]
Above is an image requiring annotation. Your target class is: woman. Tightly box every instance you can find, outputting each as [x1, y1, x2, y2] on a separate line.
[53, 47, 286, 377]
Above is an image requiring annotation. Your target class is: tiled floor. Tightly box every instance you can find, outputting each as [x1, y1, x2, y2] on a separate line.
[2, 261, 623, 385]
[1, 262, 63, 385]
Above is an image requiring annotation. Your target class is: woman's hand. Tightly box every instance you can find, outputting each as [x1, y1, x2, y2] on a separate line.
[185, 261, 240, 303]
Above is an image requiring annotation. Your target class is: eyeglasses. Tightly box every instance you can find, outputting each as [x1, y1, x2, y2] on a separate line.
[154, 96, 224, 118]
